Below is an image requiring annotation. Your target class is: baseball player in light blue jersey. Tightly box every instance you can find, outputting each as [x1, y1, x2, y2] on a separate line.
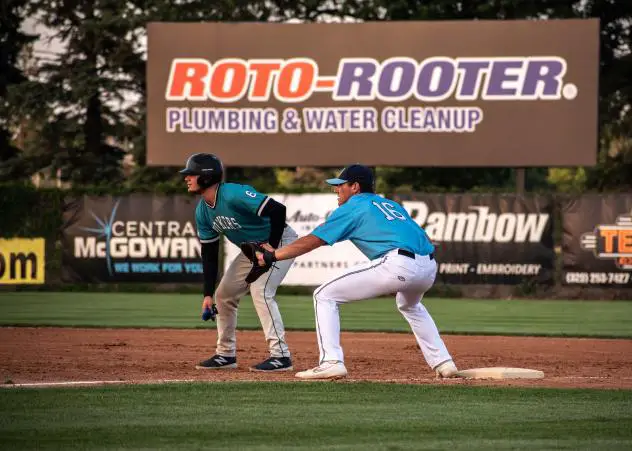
[255, 164, 459, 380]
[181, 153, 298, 372]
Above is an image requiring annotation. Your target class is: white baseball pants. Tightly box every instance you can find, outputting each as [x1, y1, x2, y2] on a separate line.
[214, 226, 298, 358]
[313, 248, 453, 369]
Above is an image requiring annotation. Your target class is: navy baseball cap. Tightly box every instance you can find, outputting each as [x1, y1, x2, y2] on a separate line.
[326, 164, 374, 187]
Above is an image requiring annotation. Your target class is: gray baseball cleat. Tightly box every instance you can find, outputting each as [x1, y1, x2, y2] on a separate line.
[250, 357, 293, 372]
[195, 354, 237, 370]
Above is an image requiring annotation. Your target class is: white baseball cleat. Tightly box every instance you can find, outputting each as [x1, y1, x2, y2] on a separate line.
[435, 360, 459, 379]
[295, 361, 348, 380]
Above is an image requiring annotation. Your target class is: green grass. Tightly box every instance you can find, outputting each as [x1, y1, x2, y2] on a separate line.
[0, 382, 630, 450]
[0, 292, 631, 338]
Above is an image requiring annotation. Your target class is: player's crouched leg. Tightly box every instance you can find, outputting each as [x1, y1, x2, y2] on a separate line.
[207, 281, 242, 361]
[294, 288, 348, 380]
[247, 261, 293, 372]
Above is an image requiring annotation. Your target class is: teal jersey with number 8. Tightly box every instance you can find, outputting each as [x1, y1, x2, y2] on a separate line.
[195, 183, 273, 246]
[311, 193, 434, 260]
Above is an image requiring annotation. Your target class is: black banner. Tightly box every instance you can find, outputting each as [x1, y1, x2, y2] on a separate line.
[398, 194, 554, 284]
[562, 195, 632, 287]
[62, 195, 203, 283]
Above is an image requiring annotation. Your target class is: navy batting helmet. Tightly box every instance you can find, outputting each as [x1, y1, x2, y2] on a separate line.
[180, 153, 224, 190]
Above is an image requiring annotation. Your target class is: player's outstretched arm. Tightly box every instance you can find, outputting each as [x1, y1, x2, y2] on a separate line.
[258, 234, 325, 266]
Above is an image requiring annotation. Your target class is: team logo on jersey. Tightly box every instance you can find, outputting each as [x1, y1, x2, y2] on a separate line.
[212, 215, 242, 232]
[580, 210, 632, 270]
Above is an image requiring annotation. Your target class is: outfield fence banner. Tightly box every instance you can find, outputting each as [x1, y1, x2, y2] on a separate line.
[223, 194, 369, 286]
[400, 194, 555, 284]
[62, 195, 202, 283]
[562, 195, 632, 287]
[0, 238, 46, 285]
[147, 19, 599, 167]
[224, 193, 554, 286]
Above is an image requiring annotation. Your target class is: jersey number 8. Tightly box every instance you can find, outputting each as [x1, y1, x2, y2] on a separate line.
[372, 201, 406, 221]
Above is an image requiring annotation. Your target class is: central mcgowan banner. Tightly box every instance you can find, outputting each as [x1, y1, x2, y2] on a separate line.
[400, 194, 554, 284]
[62, 195, 202, 283]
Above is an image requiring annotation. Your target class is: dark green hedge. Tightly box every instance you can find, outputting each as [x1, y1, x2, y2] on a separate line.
[0, 182, 192, 239]
[0, 183, 65, 240]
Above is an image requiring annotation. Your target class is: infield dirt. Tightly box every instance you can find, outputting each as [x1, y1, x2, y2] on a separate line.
[2, 328, 631, 389]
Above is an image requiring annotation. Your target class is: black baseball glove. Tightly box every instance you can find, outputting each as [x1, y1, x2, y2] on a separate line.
[240, 241, 277, 283]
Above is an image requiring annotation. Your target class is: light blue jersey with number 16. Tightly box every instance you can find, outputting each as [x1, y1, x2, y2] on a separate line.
[311, 193, 434, 260]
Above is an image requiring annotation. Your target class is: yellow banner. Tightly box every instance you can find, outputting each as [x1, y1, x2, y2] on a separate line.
[0, 238, 46, 284]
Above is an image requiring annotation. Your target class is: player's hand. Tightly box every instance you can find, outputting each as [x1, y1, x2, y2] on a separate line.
[257, 243, 276, 266]
[240, 242, 275, 283]
[202, 296, 213, 313]
[202, 296, 218, 321]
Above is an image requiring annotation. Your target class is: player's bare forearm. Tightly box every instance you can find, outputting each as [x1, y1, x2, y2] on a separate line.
[275, 234, 325, 261]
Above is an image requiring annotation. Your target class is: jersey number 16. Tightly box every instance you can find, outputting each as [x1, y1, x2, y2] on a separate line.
[372, 201, 406, 221]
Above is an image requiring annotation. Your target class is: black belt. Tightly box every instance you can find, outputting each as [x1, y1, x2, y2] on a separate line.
[397, 249, 434, 260]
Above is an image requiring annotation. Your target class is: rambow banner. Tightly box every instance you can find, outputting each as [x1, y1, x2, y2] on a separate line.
[402, 194, 554, 284]
[224, 193, 554, 285]
[147, 20, 599, 167]
[562, 195, 632, 287]
[62, 195, 202, 283]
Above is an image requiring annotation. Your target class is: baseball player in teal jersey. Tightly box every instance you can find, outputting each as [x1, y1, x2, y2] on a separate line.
[255, 164, 459, 380]
[181, 153, 298, 372]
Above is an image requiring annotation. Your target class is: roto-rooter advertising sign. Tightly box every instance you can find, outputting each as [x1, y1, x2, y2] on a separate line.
[147, 20, 599, 167]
